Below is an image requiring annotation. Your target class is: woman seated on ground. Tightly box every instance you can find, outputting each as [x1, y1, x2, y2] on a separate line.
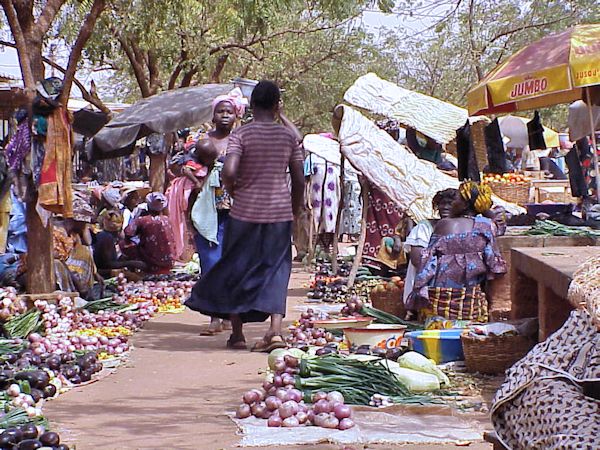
[93, 209, 146, 278]
[403, 188, 458, 311]
[60, 199, 104, 298]
[408, 181, 507, 322]
[491, 256, 599, 449]
[122, 192, 176, 274]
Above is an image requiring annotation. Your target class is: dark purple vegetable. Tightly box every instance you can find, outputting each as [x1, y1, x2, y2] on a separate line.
[0, 431, 17, 448]
[79, 370, 92, 383]
[39, 432, 60, 446]
[69, 375, 81, 384]
[54, 445, 69, 450]
[42, 384, 57, 398]
[45, 356, 61, 371]
[5, 353, 18, 364]
[17, 439, 42, 450]
[20, 424, 38, 440]
[29, 389, 43, 404]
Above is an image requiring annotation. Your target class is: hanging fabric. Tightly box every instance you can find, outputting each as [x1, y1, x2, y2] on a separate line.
[456, 120, 480, 182]
[484, 118, 508, 174]
[527, 111, 547, 150]
[38, 107, 73, 217]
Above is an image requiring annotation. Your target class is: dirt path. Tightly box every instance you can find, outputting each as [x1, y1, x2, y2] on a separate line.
[44, 265, 492, 450]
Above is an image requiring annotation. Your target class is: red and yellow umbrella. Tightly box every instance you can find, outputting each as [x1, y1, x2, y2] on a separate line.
[468, 24, 600, 115]
[467, 23, 600, 199]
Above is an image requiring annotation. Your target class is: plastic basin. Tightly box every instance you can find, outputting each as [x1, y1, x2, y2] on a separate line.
[405, 329, 465, 364]
[344, 324, 407, 350]
[313, 316, 373, 330]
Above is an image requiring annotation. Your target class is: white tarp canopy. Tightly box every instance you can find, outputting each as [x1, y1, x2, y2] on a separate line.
[334, 105, 525, 222]
[303, 134, 343, 165]
[344, 73, 488, 145]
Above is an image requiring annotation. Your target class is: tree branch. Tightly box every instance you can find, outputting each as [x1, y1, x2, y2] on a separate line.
[0, 38, 110, 114]
[116, 34, 151, 98]
[210, 53, 229, 82]
[32, 0, 66, 43]
[0, 0, 36, 89]
[60, 0, 107, 103]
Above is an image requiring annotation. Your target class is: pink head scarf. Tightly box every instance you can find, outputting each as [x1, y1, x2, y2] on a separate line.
[211, 87, 247, 118]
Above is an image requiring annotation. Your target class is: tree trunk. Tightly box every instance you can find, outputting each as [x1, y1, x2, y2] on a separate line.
[149, 153, 167, 193]
[26, 50, 54, 294]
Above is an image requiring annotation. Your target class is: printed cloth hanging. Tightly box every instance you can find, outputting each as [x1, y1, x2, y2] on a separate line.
[38, 107, 73, 217]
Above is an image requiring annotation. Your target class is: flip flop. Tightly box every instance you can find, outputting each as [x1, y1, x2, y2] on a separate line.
[200, 323, 223, 336]
[226, 335, 247, 350]
[251, 335, 287, 353]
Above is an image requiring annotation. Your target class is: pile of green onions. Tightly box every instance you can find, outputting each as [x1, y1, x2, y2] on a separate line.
[295, 354, 430, 405]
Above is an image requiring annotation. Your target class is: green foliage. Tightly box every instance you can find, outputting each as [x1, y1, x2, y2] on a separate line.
[387, 0, 600, 128]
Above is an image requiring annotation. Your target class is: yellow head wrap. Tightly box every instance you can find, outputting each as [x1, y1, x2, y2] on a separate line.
[99, 208, 124, 233]
[459, 181, 493, 214]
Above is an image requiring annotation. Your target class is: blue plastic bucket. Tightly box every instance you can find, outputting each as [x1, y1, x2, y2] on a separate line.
[405, 329, 465, 364]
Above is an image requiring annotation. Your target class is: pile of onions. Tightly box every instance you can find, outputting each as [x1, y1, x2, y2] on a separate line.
[340, 295, 364, 317]
[286, 309, 341, 348]
[0, 287, 27, 321]
[236, 354, 355, 430]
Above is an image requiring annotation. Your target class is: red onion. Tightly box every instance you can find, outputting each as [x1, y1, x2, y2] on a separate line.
[275, 388, 287, 401]
[267, 415, 282, 427]
[243, 390, 260, 405]
[278, 400, 299, 419]
[322, 415, 339, 429]
[284, 389, 302, 403]
[338, 418, 355, 430]
[236, 404, 251, 419]
[28, 333, 42, 343]
[265, 396, 282, 411]
[295, 411, 308, 424]
[273, 359, 286, 372]
[250, 402, 267, 418]
[306, 409, 315, 424]
[327, 391, 345, 404]
[312, 391, 328, 402]
[283, 355, 299, 368]
[333, 404, 352, 419]
[251, 388, 265, 402]
[262, 380, 273, 392]
[313, 412, 329, 427]
[282, 416, 300, 427]
[313, 399, 331, 414]
[273, 375, 283, 387]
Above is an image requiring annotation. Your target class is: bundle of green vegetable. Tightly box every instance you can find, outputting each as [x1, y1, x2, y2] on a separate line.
[360, 306, 422, 330]
[83, 298, 128, 313]
[294, 354, 432, 405]
[525, 220, 600, 238]
[0, 339, 26, 356]
[3, 310, 42, 339]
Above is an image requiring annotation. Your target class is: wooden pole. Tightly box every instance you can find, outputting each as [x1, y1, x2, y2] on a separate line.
[331, 156, 345, 274]
[347, 177, 369, 288]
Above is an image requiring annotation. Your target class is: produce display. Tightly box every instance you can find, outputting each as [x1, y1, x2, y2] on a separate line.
[0, 273, 193, 449]
[482, 173, 530, 184]
[525, 220, 600, 238]
[286, 309, 342, 348]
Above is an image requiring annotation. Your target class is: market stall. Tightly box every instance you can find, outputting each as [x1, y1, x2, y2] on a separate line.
[510, 245, 600, 340]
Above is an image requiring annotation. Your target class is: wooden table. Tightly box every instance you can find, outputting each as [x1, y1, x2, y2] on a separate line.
[510, 246, 600, 340]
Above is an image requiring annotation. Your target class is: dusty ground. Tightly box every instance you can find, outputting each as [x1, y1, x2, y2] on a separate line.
[44, 265, 493, 450]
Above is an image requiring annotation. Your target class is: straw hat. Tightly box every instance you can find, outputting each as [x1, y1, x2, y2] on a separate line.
[567, 255, 600, 328]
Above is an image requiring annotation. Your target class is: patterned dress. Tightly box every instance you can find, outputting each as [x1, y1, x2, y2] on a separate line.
[124, 215, 176, 272]
[309, 155, 340, 234]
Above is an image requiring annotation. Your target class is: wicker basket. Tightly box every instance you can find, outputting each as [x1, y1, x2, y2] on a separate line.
[488, 181, 532, 206]
[370, 286, 405, 319]
[461, 333, 535, 374]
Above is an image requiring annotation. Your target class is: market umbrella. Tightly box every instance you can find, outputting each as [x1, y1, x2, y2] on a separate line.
[467, 23, 600, 199]
[88, 83, 233, 159]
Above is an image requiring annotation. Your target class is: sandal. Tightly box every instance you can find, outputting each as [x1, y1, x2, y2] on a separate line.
[251, 334, 287, 353]
[200, 322, 223, 336]
[226, 335, 247, 350]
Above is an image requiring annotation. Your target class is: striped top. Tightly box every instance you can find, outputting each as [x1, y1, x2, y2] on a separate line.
[227, 121, 303, 223]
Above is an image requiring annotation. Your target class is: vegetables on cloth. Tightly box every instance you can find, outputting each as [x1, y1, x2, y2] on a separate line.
[397, 351, 450, 386]
[525, 220, 600, 238]
[378, 359, 440, 392]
